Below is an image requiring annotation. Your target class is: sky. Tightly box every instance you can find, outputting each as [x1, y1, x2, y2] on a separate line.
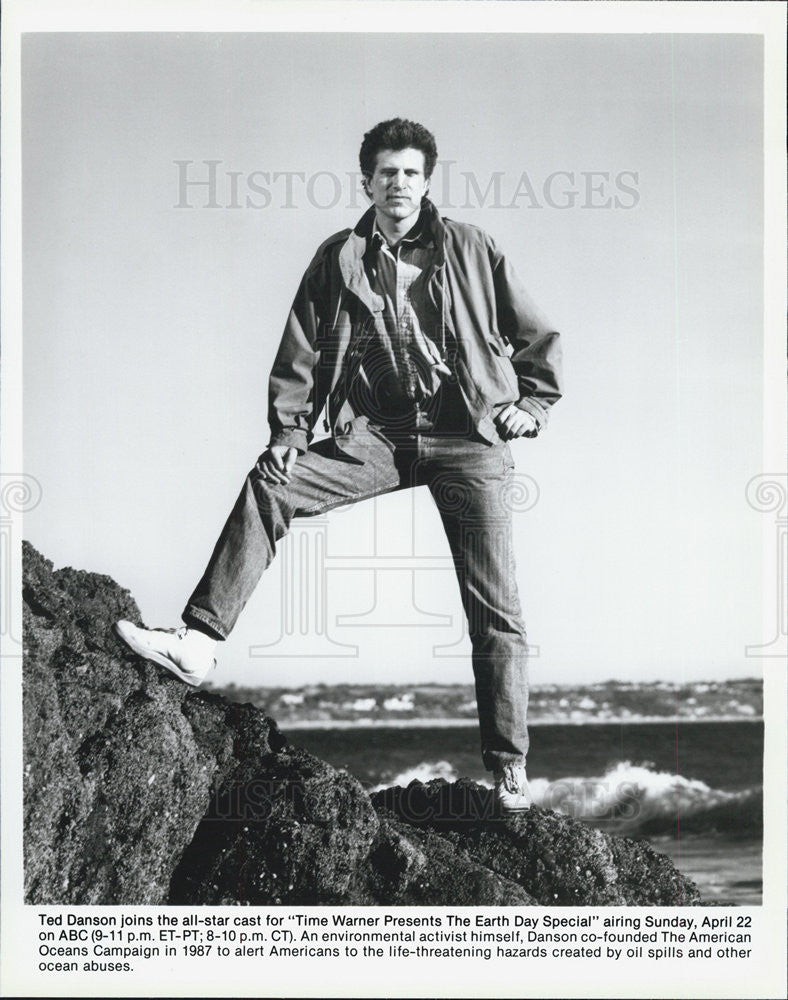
[21, 31, 769, 688]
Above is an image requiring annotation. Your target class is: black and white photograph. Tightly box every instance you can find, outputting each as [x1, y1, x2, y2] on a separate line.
[2, 1, 786, 998]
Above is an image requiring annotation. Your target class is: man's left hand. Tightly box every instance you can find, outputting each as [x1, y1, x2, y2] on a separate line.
[495, 404, 538, 440]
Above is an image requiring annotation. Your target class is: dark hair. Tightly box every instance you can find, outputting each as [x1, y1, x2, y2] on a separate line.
[359, 118, 438, 180]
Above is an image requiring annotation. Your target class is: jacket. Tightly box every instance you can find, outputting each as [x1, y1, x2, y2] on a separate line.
[268, 197, 563, 459]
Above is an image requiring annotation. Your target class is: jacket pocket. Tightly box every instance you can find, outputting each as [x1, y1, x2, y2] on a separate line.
[486, 338, 519, 394]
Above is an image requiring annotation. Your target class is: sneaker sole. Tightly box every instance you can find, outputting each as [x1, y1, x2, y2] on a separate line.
[112, 622, 212, 687]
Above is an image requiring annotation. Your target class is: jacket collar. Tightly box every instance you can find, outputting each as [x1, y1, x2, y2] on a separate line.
[338, 197, 446, 313]
[356, 196, 444, 247]
[371, 214, 431, 251]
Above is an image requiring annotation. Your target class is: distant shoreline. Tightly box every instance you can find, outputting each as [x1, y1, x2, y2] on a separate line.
[278, 714, 763, 731]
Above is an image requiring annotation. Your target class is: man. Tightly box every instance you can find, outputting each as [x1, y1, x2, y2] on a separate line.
[115, 118, 562, 813]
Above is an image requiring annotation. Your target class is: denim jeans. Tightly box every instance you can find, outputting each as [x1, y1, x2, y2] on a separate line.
[183, 428, 529, 770]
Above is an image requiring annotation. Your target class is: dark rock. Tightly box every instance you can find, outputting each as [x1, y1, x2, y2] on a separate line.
[22, 541, 701, 906]
[371, 781, 699, 906]
[169, 745, 382, 905]
[23, 542, 283, 904]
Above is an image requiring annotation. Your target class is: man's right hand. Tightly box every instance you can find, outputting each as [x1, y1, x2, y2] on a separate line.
[256, 445, 299, 485]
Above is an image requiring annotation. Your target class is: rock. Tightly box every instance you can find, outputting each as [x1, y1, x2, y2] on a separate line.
[371, 781, 698, 906]
[22, 541, 701, 906]
[169, 749, 536, 906]
[22, 542, 285, 905]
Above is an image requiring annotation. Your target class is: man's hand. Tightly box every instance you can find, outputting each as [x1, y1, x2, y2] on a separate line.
[257, 445, 299, 484]
[495, 404, 538, 441]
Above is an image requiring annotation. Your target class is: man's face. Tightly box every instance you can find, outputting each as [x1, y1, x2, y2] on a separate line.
[364, 147, 429, 222]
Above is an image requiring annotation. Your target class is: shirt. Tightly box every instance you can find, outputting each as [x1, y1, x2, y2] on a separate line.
[350, 210, 453, 424]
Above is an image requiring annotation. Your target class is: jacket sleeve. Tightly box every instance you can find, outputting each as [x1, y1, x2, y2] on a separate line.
[488, 238, 563, 430]
[267, 253, 326, 453]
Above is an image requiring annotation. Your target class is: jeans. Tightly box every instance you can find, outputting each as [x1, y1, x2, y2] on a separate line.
[183, 428, 529, 770]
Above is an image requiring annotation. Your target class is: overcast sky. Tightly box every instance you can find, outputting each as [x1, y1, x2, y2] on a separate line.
[22, 31, 767, 688]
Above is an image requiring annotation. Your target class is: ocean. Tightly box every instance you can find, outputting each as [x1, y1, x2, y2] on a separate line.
[281, 719, 763, 906]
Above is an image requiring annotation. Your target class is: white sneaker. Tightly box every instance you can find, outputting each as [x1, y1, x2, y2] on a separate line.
[494, 760, 532, 813]
[113, 620, 216, 687]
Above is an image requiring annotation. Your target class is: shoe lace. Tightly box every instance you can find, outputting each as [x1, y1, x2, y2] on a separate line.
[501, 761, 526, 795]
[149, 626, 189, 640]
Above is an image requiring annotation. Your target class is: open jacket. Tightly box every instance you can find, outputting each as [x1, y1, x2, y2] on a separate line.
[268, 198, 563, 459]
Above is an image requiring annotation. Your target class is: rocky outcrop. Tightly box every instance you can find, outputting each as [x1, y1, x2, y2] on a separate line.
[22, 542, 701, 906]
